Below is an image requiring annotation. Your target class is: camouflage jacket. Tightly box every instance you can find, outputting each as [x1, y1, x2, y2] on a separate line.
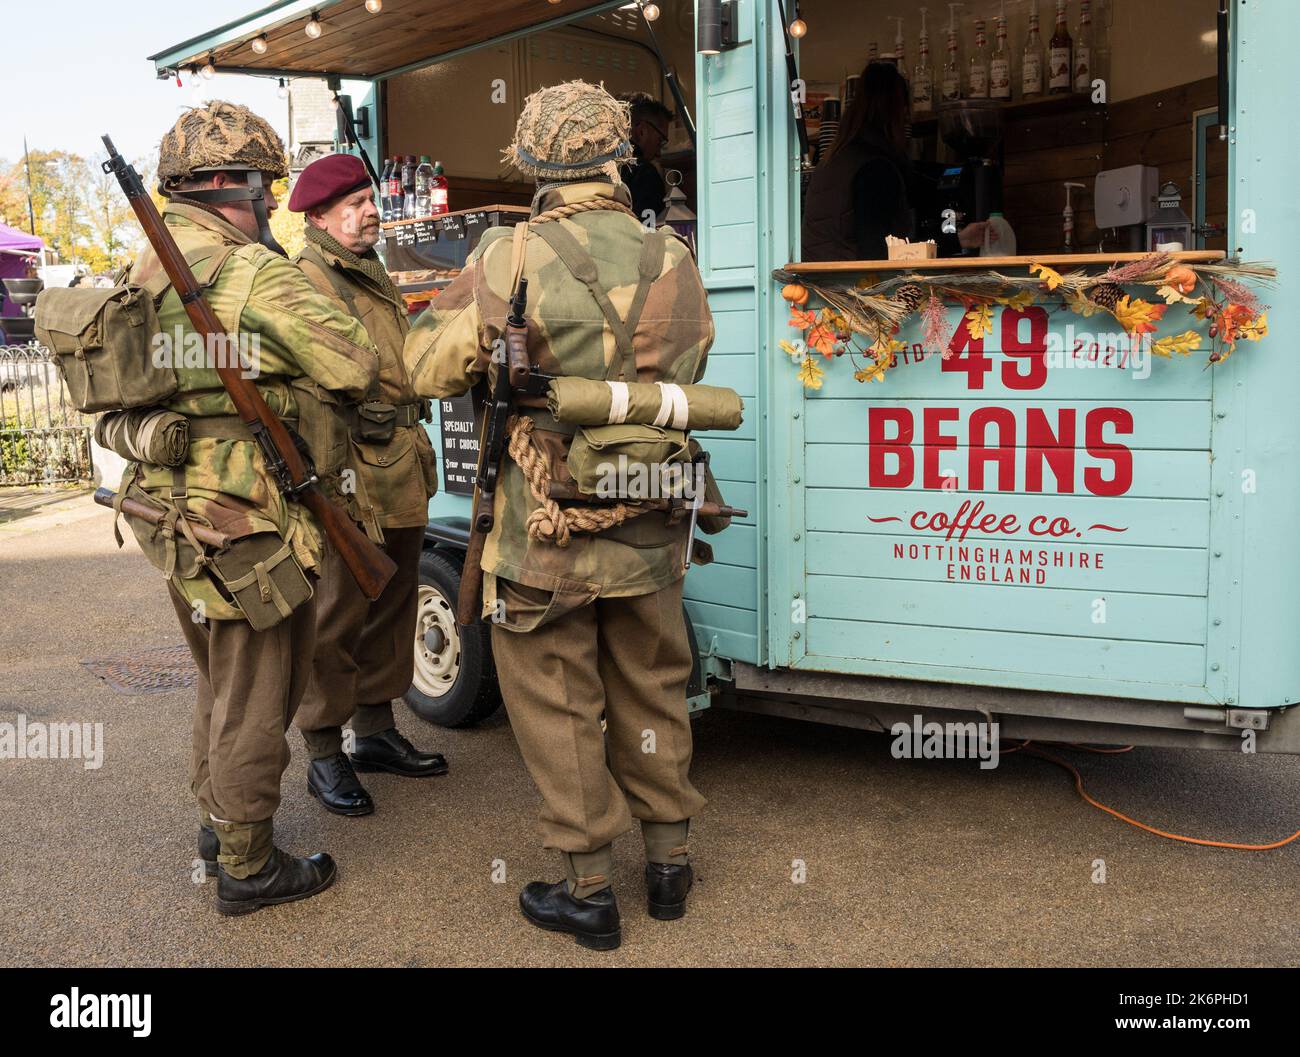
[404, 180, 715, 607]
[295, 238, 437, 535]
[125, 203, 379, 618]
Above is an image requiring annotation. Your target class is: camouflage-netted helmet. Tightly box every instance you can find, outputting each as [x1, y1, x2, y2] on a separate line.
[157, 101, 288, 190]
[504, 80, 631, 182]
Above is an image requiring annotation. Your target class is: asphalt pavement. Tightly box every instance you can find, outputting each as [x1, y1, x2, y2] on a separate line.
[1, 490, 1297, 966]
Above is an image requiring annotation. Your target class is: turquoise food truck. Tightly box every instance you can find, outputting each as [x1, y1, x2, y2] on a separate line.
[150, 0, 1300, 752]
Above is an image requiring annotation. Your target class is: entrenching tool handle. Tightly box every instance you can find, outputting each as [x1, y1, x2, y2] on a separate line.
[101, 134, 396, 601]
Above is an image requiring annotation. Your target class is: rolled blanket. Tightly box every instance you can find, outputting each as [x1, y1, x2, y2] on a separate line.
[547, 377, 744, 432]
[95, 407, 189, 467]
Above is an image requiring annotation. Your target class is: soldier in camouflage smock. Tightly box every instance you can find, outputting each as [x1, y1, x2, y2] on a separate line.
[405, 81, 720, 950]
[125, 103, 379, 914]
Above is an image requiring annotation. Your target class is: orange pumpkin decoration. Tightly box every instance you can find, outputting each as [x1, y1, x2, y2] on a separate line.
[1166, 265, 1197, 295]
[782, 283, 809, 305]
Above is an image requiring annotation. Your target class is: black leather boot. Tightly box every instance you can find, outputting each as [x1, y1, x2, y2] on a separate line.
[351, 727, 448, 777]
[308, 751, 375, 816]
[519, 880, 621, 951]
[215, 847, 337, 916]
[645, 862, 693, 920]
[198, 825, 219, 875]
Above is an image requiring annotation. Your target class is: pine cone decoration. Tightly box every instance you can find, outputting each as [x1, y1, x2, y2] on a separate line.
[891, 283, 926, 316]
[1089, 282, 1123, 311]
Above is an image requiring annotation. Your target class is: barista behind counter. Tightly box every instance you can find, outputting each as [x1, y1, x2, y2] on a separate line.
[802, 61, 992, 263]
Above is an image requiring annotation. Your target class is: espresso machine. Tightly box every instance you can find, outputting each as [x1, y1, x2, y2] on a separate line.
[1, 278, 43, 342]
[918, 99, 1005, 254]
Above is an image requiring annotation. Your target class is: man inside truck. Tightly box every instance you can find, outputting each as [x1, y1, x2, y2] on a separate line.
[618, 92, 674, 224]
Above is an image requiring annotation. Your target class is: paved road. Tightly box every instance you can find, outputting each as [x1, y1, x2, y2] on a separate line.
[2, 491, 1297, 966]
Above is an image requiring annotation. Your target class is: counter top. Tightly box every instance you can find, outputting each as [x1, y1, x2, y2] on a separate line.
[783, 250, 1226, 274]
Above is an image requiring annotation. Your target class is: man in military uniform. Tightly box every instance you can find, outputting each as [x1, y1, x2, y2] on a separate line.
[405, 82, 721, 950]
[287, 153, 446, 816]
[129, 103, 380, 913]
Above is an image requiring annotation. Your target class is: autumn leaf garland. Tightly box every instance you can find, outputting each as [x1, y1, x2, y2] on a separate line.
[775, 257, 1275, 388]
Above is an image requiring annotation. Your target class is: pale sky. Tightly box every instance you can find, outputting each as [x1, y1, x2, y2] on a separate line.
[0, 0, 295, 166]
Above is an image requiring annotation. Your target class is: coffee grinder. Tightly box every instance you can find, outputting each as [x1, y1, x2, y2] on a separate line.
[922, 99, 1005, 254]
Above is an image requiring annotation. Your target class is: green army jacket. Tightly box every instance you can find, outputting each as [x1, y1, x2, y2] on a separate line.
[403, 180, 716, 607]
[125, 203, 379, 617]
[295, 238, 437, 534]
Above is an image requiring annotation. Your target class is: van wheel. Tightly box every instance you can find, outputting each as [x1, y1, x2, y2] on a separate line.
[403, 548, 502, 728]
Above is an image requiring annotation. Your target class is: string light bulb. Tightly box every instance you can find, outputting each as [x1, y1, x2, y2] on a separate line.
[250, 35, 268, 54]
[277, 78, 289, 99]
[789, 18, 808, 38]
[305, 15, 322, 38]
[200, 57, 216, 78]
[642, 2, 660, 20]
[365, 0, 382, 11]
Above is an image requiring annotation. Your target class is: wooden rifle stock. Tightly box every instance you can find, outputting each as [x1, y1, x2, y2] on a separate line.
[100, 135, 396, 601]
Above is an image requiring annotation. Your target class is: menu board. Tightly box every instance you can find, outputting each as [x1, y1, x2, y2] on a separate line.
[438, 390, 481, 496]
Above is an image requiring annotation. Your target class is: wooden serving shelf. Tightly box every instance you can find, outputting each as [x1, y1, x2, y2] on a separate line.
[783, 250, 1226, 275]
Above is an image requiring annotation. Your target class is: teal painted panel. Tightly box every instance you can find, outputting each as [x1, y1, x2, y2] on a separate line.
[807, 575, 1206, 645]
[706, 179, 758, 227]
[704, 437, 757, 483]
[711, 307, 757, 355]
[707, 133, 758, 183]
[808, 531, 1209, 596]
[703, 480, 757, 519]
[708, 88, 758, 138]
[805, 618, 1206, 688]
[703, 49, 755, 95]
[803, 399, 1211, 451]
[708, 222, 758, 271]
[699, 353, 755, 398]
[705, 522, 757, 567]
[806, 488, 1210, 549]
[805, 444, 1211, 500]
[685, 561, 759, 611]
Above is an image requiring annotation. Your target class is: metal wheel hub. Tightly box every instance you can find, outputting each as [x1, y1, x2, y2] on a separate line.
[413, 583, 460, 698]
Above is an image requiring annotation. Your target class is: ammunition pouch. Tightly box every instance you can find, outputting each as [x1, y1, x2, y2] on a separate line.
[208, 533, 314, 632]
[345, 399, 432, 444]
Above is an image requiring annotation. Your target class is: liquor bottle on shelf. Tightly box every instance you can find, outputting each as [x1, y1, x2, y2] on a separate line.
[940, 3, 962, 102]
[1022, 0, 1046, 99]
[913, 7, 934, 114]
[430, 162, 449, 216]
[890, 16, 906, 69]
[1049, 0, 1073, 94]
[867, 41, 879, 63]
[968, 17, 989, 99]
[1074, 0, 1094, 95]
[990, 1, 1011, 101]
[388, 157, 403, 221]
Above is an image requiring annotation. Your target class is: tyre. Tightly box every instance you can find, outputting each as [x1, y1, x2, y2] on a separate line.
[403, 547, 502, 728]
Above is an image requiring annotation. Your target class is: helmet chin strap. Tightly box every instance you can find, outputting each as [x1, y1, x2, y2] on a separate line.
[176, 169, 287, 256]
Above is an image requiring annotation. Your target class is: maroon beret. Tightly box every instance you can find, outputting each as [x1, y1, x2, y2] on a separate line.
[288, 153, 372, 213]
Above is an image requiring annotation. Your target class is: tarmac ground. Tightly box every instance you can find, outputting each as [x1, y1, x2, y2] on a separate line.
[1, 489, 1297, 967]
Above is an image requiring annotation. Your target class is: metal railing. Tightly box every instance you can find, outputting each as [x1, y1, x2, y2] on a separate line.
[0, 343, 94, 485]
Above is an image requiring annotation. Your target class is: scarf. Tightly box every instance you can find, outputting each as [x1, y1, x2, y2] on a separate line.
[304, 223, 403, 306]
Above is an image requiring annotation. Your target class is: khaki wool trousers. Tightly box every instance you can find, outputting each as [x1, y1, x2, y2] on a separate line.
[169, 584, 316, 873]
[491, 577, 706, 853]
[295, 525, 425, 757]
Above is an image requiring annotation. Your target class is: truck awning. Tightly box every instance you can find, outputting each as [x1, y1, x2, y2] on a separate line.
[149, 0, 619, 81]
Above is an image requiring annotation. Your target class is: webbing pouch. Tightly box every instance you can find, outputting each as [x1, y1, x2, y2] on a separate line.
[350, 400, 398, 443]
[566, 422, 689, 499]
[209, 533, 314, 632]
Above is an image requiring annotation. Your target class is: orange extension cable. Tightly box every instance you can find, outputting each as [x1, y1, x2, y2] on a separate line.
[1008, 741, 1300, 851]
